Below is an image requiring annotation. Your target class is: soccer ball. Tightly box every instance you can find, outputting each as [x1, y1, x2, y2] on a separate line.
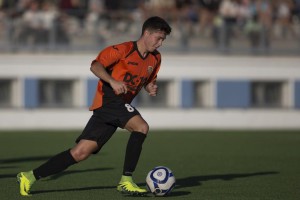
[146, 166, 176, 196]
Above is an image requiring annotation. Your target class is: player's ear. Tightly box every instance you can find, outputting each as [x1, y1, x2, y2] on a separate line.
[144, 30, 151, 37]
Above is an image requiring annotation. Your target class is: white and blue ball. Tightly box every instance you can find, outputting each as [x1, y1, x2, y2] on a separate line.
[146, 166, 176, 196]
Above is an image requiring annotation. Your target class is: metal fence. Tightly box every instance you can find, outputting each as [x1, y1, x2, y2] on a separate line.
[0, 10, 300, 55]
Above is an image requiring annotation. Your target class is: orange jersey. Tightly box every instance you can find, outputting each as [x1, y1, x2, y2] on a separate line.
[89, 41, 161, 111]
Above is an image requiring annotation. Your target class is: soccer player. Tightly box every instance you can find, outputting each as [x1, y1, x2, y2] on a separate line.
[17, 16, 171, 196]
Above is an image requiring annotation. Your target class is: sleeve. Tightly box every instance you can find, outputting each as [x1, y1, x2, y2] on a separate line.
[92, 45, 123, 68]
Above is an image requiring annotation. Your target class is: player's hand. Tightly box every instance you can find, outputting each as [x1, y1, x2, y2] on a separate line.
[110, 79, 127, 95]
[146, 82, 158, 96]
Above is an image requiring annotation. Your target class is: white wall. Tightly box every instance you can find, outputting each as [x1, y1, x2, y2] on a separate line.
[0, 54, 300, 130]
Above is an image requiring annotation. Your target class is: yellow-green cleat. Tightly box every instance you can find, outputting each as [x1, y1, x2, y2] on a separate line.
[17, 172, 35, 196]
[117, 176, 147, 196]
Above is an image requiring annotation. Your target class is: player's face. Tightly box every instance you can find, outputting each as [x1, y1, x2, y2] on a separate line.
[145, 30, 167, 52]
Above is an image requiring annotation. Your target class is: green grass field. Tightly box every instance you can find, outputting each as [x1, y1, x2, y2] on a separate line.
[1, 130, 300, 200]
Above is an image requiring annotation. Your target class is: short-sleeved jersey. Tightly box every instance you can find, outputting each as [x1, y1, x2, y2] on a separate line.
[89, 41, 161, 111]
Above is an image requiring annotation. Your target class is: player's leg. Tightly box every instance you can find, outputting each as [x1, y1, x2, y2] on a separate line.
[17, 140, 98, 196]
[96, 101, 148, 195]
[34, 140, 98, 178]
[70, 140, 99, 162]
[123, 115, 149, 176]
[117, 115, 149, 195]
[17, 114, 104, 196]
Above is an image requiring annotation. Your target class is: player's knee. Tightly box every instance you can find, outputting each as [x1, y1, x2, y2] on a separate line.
[70, 148, 91, 162]
[135, 122, 149, 134]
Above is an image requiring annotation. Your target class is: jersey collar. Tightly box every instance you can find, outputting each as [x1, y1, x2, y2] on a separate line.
[134, 41, 149, 60]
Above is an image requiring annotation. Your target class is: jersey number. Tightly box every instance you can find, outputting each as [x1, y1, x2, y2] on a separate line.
[125, 104, 134, 112]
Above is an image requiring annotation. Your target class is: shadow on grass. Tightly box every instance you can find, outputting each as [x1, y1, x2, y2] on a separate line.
[162, 171, 279, 197]
[27, 168, 191, 197]
[29, 171, 278, 197]
[33, 186, 191, 197]
[47, 167, 114, 180]
[0, 174, 17, 179]
[0, 167, 114, 180]
[0, 156, 52, 164]
[176, 171, 279, 189]
[0, 165, 17, 169]
[4, 162, 278, 197]
[33, 185, 115, 195]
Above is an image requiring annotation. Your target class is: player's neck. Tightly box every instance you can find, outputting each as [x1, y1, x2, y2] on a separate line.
[136, 40, 148, 58]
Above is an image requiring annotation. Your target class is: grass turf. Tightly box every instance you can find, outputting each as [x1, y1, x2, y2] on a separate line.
[0, 130, 300, 200]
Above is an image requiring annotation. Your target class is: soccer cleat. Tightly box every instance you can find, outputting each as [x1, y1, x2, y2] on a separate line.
[117, 177, 147, 196]
[17, 172, 35, 196]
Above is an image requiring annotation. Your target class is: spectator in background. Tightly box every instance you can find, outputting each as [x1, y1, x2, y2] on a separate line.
[0, 1, 6, 34]
[49, 1, 70, 45]
[1, 0, 32, 17]
[244, 13, 262, 51]
[39, 1, 58, 44]
[85, 0, 106, 44]
[85, 0, 105, 32]
[176, 1, 199, 31]
[237, 0, 252, 27]
[248, 0, 272, 49]
[174, 0, 198, 49]
[254, 0, 272, 28]
[104, 0, 121, 11]
[104, 0, 121, 21]
[273, 0, 296, 39]
[144, 0, 176, 19]
[0, 0, 33, 49]
[293, 0, 300, 20]
[218, 0, 239, 50]
[17, 0, 70, 47]
[18, 0, 44, 45]
[198, 0, 221, 36]
[59, 0, 87, 27]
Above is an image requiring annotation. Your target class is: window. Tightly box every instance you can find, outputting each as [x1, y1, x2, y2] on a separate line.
[251, 81, 283, 108]
[0, 79, 12, 107]
[39, 80, 74, 107]
[193, 81, 212, 107]
[135, 81, 169, 107]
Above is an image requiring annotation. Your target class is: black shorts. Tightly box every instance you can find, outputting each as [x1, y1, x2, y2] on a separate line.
[75, 100, 140, 153]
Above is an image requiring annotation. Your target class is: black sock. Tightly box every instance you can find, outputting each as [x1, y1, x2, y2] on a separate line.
[33, 149, 77, 180]
[123, 131, 146, 176]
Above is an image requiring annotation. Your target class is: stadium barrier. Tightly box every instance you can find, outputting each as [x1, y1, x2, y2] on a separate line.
[0, 54, 300, 130]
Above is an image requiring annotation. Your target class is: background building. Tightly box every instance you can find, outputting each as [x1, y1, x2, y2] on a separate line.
[0, 0, 300, 130]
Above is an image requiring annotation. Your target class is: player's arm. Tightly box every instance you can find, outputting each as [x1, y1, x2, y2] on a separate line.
[90, 61, 127, 94]
[145, 59, 160, 96]
[145, 80, 158, 96]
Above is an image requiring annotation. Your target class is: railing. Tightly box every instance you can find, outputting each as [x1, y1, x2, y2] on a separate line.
[0, 12, 300, 55]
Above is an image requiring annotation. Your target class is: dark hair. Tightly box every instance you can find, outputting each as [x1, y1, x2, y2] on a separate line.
[142, 16, 172, 35]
